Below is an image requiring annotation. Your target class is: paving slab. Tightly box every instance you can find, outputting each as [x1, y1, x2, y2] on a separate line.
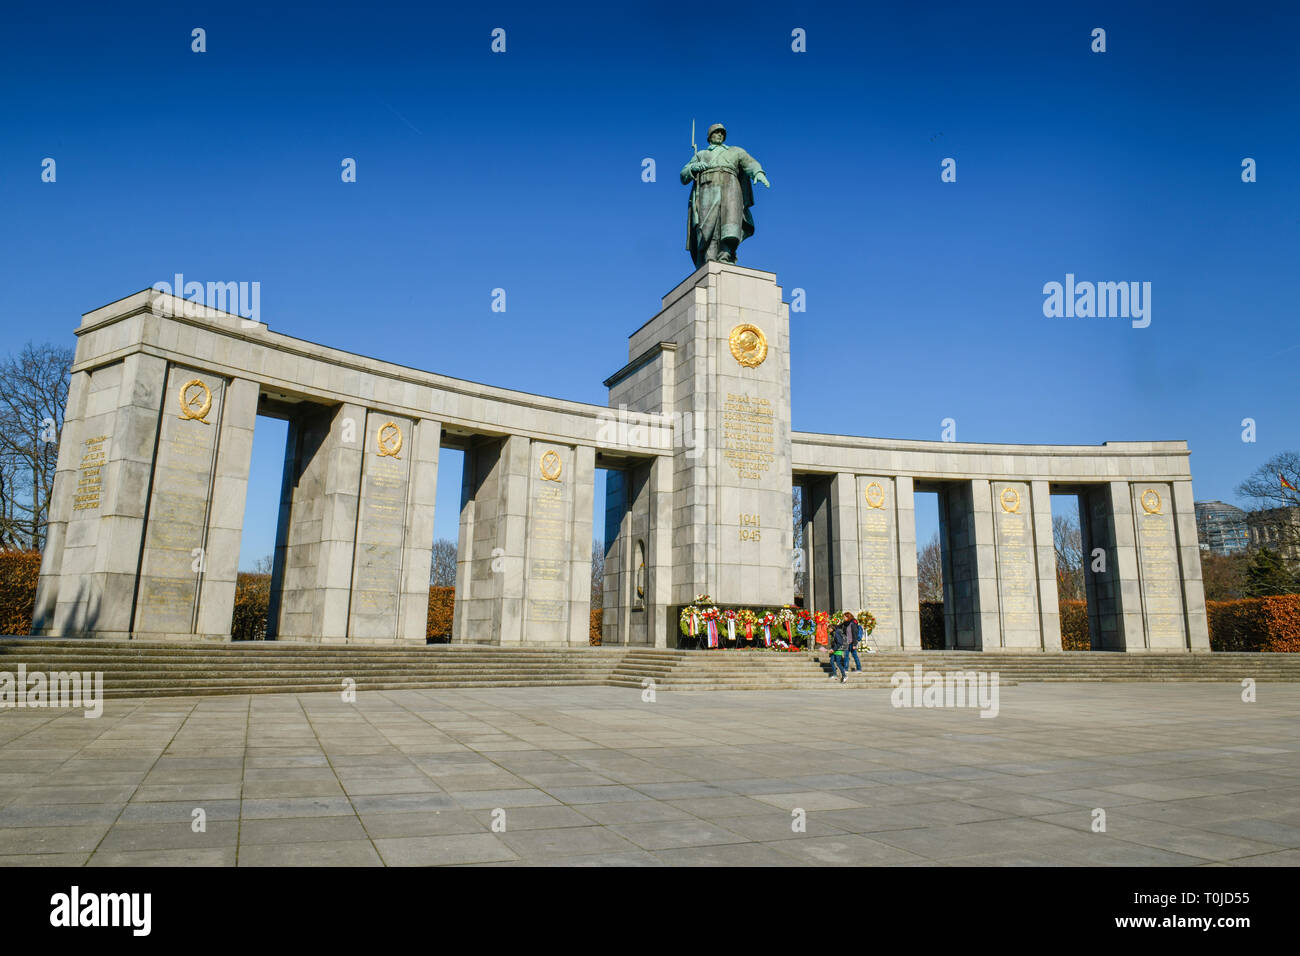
[1, 682, 1298, 866]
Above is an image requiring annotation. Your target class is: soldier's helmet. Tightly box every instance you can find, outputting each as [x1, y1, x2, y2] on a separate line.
[707, 123, 727, 141]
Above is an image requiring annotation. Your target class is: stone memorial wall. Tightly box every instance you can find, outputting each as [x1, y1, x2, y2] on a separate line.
[33, 269, 1210, 654]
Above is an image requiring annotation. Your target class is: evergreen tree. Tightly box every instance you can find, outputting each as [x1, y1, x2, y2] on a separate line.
[1244, 547, 1298, 596]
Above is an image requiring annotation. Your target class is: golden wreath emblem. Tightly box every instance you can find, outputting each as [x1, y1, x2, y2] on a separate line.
[1141, 489, 1162, 515]
[1000, 487, 1021, 513]
[540, 450, 563, 482]
[177, 379, 212, 424]
[864, 481, 886, 509]
[728, 323, 768, 368]
[376, 422, 403, 458]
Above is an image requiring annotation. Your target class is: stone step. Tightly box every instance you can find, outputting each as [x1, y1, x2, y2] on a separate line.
[4, 638, 1297, 698]
[0, 665, 624, 671]
[97, 674, 617, 688]
[96, 680, 616, 698]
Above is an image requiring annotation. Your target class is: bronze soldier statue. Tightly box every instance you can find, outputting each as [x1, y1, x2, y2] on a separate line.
[681, 123, 770, 269]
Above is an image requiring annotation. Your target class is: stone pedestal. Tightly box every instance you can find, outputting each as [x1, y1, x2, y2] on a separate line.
[605, 262, 794, 644]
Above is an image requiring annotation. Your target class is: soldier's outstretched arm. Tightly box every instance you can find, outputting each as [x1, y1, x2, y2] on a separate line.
[737, 149, 770, 187]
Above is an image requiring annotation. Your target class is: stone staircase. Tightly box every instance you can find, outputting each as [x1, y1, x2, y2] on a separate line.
[609, 647, 1300, 691]
[2, 640, 1298, 700]
[0, 640, 624, 699]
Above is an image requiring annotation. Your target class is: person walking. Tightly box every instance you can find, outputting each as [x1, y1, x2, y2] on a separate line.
[828, 620, 852, 683]
[842, 612, 863, 673]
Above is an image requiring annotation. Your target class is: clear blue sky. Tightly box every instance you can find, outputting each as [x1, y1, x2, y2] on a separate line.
[2, 1, 1296, 570]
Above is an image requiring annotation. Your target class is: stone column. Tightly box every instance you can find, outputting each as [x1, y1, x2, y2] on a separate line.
[41, 354, 168, 637]
[347, 411, 416, 643]
[1132, 481, 1188, 650]
[31, 369, 90, 634]
[601, 468, 629, 645]
[1108, 481, 1146, 650]
[452, 434, 530, 644]
[396, 417, 441, 645]
[942, 481, 995, 649]
[806, 477, 834, 611]
[195, 377, 259, 637]
[895, 476, 922, 651]
[1081, 484, 1125, 649]
[316, 403, 365, 642]
[498, 435, 530, 645]
[970, 480, 1002, 649]
[987, 480, 1042, 650]
[133, 366, 228, 636]
[273, 402, 363, 642]
[855, 475, 900, 650]
[1171, 479, 1210, 651]
[1030, 479, 1062, 651]
[453, 438, 493, 644]
[648, 454, 674, 647]
[830, 472, 861, 614]
[564, 445, 596, 646]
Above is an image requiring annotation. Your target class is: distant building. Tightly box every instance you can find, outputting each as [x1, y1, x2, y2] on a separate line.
[1195, 501, 1249, 555]
[1246, 506, 1300, 563]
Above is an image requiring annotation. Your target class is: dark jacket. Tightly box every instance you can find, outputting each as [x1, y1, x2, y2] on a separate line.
[832, 621, 858, 651]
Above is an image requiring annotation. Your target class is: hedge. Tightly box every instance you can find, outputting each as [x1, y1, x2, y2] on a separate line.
[1207, 595, 1300, 653]
[0, 550, 42, 635]
[427, 586, 454, 642]
[232, 573, 271, 641]
[1059, 600, 1090, 651]
[920, 601, 944, 649]
[590, 608, 602, 645]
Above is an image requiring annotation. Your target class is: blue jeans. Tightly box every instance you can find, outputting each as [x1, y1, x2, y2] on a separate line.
[847, 648, 861, 671]
[829, 651, 848, 678]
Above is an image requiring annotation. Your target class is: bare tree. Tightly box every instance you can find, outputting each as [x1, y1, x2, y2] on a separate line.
[591, 537, 605, 609]
[917, 532, 943, 602]
[1237, 451, 1300, 562]
[429, 538, 457, 587]
[1237, 450, 1300, 510]
[1053, 513, 1085, 602]
[251, 554, 273, 574]
[0, 343, 73, 550]
[1201, 551, 1249, 601]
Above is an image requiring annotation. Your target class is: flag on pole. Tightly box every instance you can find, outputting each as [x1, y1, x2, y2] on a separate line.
[1281, 473, 1297, 493]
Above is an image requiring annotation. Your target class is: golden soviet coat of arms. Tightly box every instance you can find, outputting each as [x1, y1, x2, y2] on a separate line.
[728, 324, 767, 368]
[376, 422, 403, 458]
[540, 450, 563, 482]
[177, 379, 212, 423]
[864, 482, 886, 509]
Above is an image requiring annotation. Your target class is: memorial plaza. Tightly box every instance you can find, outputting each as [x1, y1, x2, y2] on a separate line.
[1, 682, 1298, 867]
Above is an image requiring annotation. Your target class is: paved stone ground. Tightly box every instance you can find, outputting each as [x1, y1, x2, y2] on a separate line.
[1, 682, 1298, 866]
